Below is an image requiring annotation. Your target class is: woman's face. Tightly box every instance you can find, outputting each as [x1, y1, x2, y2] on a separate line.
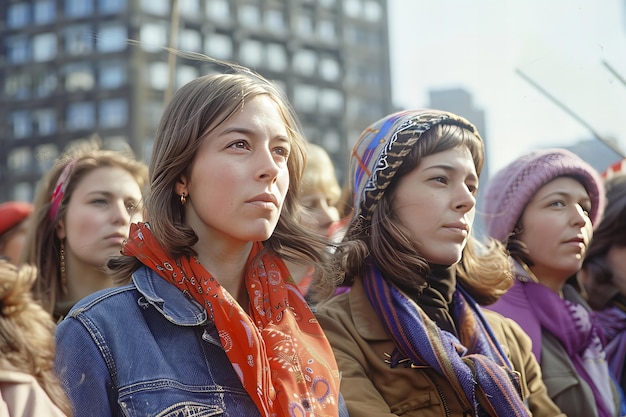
[299, 189, 340, 237]
[57, 166, 143, 269]
[177, 95, 291, 247]
[518, 176, 592, 289]
[391, 146, 478, 266]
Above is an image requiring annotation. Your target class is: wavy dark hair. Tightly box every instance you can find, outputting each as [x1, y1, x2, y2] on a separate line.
[328, 123, 512, 305]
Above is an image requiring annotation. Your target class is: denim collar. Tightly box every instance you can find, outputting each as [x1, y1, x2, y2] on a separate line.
[133, 265, 208, 326]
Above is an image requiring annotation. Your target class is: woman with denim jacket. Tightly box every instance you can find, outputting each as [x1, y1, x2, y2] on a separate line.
[54, 63, 347, 417]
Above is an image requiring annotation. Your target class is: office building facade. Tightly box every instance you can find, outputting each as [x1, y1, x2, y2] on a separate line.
[1, 0, 393, 201]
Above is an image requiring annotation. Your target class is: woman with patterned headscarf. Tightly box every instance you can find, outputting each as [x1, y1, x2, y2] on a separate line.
[314, 109, 564, 417]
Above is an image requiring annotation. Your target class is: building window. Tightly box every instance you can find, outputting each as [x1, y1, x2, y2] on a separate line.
[33, 71, 58, 97]
[64, 25, 94, 55]
[4, 74, 31, 100]
[239, 40, 263, 68]
[6, 35, 31, 64]
[206, 0, 230, 22]
[238, 4, 260, 27]
[98, 24, 127, 53]
[176, 65, 198, 89]
[8, 148, 33, 175]
[319, 89, 343, 114]
[33, 109, 57, 136]
[204, 33, 232, 60]
[265, 8, 286, 33]
[66, 101, 95, 131]
[179, 0, 200, 18]
[7, 3, 30, 29]
[35, 144, 59, 173]
[65, 0, 95, 18]
[34, 0, 56, 24]
[64, 62, 95, 91]
[297, 12, 314, 37]
[140, 22, 168, 52]
[364, 0, 383, 21]
[99, 60, 127, 89]
[318, 19, 336, 41]
[266, 43, 287, 72]
[99, 98, 128, 128]
[8, 111, 32, 139]
[32, 32, 57, 62]
[319, 56, 340, 81]
[343, 0, 361, 18]
[140, 0, 168, 15]
[98, 0, 125, 14]
[179, 29, 201, 52]
[293, 50, 317, 77]
[148, 62, 169, 90]
[293, 84, 318, 112]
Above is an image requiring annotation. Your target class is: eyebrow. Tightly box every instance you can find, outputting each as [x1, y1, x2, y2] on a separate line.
[422, 164, 478, 180]
[538, 190, 591, 202]
[220, 126, 290, 142]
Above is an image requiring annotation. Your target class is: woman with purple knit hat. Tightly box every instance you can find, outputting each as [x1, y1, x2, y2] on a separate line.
[315, 109, 565, 417]
[482, 148, 623, 417]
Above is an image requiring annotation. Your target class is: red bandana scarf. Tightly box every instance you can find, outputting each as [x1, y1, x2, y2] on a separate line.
[123, 223, 341, 417]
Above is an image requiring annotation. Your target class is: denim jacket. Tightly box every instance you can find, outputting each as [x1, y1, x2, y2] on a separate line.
[55, 265, 348, 417]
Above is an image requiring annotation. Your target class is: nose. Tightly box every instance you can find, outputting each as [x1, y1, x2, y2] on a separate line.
[454, 184, 476, 213]
[112, 200, 132, 225]
[256, 147, 281, 182]
[571, 204, 589, 227]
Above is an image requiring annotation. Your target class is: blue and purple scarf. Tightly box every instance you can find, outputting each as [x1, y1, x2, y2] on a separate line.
[363, 266, 530, 417]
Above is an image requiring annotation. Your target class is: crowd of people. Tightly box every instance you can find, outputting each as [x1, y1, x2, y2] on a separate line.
[1, 60, 625, 417]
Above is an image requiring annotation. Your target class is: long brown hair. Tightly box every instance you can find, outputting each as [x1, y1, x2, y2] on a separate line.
[109, 71, 335, 286]
[335, 123, 512, 305]
[20, 141, 148, 314]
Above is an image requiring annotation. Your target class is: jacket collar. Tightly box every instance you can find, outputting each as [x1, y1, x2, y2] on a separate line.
[349, 277, 389, 341]
[133, 265, 208, 326]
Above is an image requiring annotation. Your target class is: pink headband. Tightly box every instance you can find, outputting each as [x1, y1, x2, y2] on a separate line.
[49, 160, 77, 221]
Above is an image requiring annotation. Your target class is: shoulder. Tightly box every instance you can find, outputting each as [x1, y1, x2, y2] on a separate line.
[0, 370, 67, 417]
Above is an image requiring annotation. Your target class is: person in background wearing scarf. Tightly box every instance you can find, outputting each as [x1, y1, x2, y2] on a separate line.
[483, 149, 624, 417]
[54, 66, 347, 417]
[314, 109, 564, 417]
[577, 174, 626, 404]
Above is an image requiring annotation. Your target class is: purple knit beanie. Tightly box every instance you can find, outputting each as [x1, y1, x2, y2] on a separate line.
[482, 148, 605, 242]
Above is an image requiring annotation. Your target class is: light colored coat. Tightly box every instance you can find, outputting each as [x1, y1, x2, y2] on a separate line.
[0, 369, 67, 417]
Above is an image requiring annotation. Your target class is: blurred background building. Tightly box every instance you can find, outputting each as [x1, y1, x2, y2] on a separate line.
[0, 0, 394, 201]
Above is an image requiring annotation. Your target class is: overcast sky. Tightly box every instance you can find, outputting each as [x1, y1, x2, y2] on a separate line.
[388, 0, 626, 173]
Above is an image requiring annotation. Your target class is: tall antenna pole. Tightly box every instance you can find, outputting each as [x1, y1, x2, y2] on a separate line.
[164, 0, 180, 105]
[516, 68, 625, 158]
[602, 60, 626, 90]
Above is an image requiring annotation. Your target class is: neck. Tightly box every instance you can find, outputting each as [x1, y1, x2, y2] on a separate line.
[193, 239, 254, 308]
[517, 261, 567, 294]
[62, 255, 114, 303]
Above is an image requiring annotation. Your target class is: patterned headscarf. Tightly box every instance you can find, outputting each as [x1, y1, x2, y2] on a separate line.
[349, 109, 482, 227]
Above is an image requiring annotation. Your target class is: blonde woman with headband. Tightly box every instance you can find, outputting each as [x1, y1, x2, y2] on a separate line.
[20, 141, 147, 320]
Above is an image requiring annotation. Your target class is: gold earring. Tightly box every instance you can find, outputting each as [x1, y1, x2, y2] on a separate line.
[60, 241, 68, 294]
[180, 192, 187, 205]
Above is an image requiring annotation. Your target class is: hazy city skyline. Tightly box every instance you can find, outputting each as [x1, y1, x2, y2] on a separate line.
[388, 0, 626, 174]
